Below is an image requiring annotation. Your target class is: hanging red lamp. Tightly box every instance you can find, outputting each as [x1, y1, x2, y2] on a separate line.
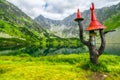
[86, 3, 105, 31]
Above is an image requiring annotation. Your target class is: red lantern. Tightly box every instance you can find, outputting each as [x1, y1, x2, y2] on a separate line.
[76, 9, 81, 18]
[86, 3, 105, 31]
[74, 9, 84, 21]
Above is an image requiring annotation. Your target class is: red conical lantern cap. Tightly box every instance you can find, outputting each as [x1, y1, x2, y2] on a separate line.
[76, 9, 81, 18]
[74, 9, 84, 21]
[86, 3, 105, 31]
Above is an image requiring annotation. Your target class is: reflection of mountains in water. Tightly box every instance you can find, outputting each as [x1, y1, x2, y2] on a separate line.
[0, 45, 86, 56]
[21, 46, 86, 56]
[105, 43, 120, 56]
[96, 43, 120, 56]
[0, 44, 120, 56]
[105, 28, 120, 56]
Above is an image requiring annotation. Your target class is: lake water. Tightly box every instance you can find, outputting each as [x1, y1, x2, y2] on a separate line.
[104, 43, 120, 55]
[0, 43, 120, 56]
[0, 45, 86, 56]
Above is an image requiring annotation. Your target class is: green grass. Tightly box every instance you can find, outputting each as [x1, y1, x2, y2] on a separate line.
[0, 53, 120, 80]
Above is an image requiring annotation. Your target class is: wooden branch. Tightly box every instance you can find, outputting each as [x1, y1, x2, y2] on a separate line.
[104, 29, 116, 34]
[98, 29, 106, 55]
[78, 21, 89, 46]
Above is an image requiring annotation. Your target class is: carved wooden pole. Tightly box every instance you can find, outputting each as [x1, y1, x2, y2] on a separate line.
[75, 3, 106, 64]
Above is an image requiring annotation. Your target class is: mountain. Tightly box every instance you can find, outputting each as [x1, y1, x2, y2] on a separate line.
[0, 0, 50, 45]
[0, 0, 62, 51]
[36, 15, 62, 29]
[35, 2, 120, 38]
[35, 14, 77, 38]
[0, 0, 82, 51]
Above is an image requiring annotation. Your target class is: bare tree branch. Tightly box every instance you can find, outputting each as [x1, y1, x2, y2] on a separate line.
[104, 29, 116, 34]
[78, 21, 89, 46]
[98, 29, 106, 55]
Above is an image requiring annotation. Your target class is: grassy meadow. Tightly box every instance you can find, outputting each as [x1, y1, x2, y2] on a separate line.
[0, 53, 120, 80]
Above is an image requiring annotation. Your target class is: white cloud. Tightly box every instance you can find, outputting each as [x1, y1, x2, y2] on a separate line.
[7, 0, 120, 20]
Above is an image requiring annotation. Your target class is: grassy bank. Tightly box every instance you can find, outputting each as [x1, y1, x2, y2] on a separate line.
[0, 53, 120, 80]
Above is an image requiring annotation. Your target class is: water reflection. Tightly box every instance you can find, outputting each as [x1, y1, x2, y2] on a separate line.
[104, 43, 120, 55]
[0, 43, 120, 56]
[21, 45, 86, 56]
[96, 43, 120, 56]
[0, 45, 86, 56]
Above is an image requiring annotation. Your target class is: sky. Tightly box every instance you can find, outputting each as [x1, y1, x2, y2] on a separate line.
[7, 0, 120, 20]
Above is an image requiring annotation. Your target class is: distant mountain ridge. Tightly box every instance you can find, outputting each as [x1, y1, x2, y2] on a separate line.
[35, 2, 120, 38]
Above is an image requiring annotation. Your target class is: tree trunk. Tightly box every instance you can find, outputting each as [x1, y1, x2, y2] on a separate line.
[89, 49, 99, 64]
[78, 21, 106, 65]
[88, 31, 99, 64]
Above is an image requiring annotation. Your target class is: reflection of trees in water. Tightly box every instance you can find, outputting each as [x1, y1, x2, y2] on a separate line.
[97, 43, 120, 55]
[42, 47, 84, 56]
[1, 43, 119, 56]
[105, 43, 120, 55]
[23, 45, 86, 56]
[0, 45, 24, 51]
[43, 47, 63, 56]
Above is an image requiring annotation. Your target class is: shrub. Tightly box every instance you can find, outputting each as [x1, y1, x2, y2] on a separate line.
[18, 53, 31, 57]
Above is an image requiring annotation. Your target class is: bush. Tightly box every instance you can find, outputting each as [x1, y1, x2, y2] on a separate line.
[18, 53, 31, 57]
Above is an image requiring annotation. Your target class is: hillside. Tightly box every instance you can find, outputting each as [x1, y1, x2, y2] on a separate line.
[0, 0, 62, 50]
[0, 0, 49, 44]
[104, 12, 120, 31]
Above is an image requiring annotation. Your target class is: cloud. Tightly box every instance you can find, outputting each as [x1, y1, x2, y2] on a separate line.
[7, 0, 120, 20]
